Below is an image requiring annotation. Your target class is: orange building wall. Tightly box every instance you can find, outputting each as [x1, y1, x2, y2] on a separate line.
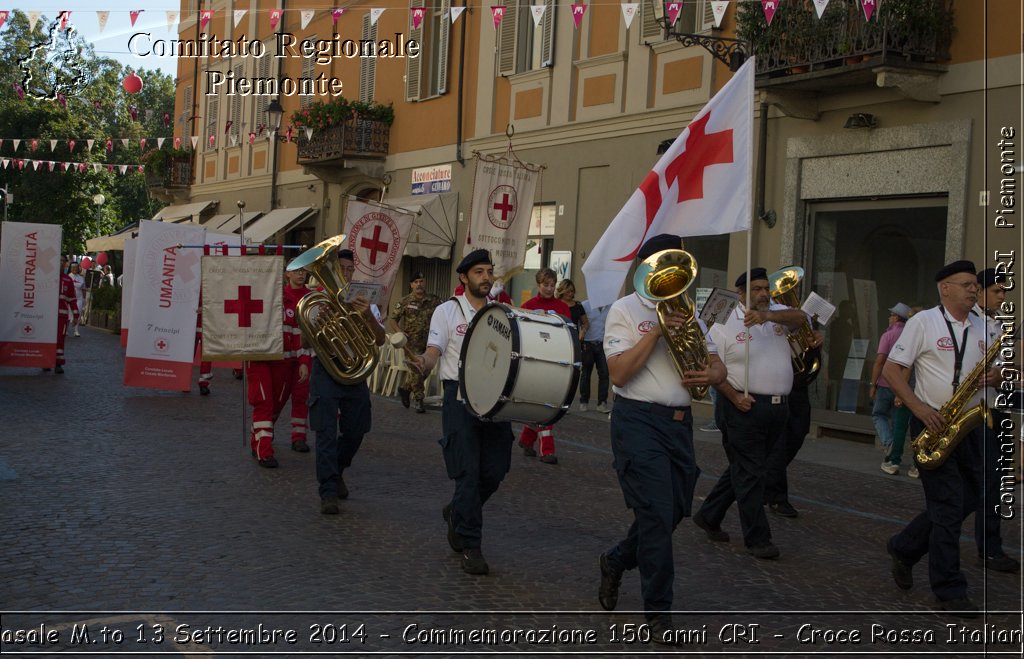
[587, 5, 621, 58]
[950, 1, 1022, 61]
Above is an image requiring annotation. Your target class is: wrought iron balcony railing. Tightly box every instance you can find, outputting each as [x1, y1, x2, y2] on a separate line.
[146, 155, 192, 188]
[296, 118, 390, 164]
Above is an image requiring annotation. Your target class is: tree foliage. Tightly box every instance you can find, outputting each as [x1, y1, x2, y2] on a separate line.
[0, 10, 176, 254]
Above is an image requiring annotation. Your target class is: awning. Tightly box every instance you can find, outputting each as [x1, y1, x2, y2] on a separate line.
[383, 192, 458, 259]
[203, 211, 264, 233]
[85, 222, 139, 251]
[152, 200, 216, 222]
[240, 207, 317, 243]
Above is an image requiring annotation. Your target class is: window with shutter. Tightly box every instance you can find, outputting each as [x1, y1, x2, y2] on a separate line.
[205, 97, 219, 151]
[641, 0, 665, 42]
[498, 2, 556, 76]
[183, 85, 193, 135]
[699, 0, 716, 31]
[359, 15, 377, 102]
[406, 1, 425, 101]
[256, 55, 270, 131]
[497, 3, 518, 76]
[435, 1, 451, 95]
[539, 0, 555, 67]
[231, 64, 243, 139]
[300, 36, 316, 108]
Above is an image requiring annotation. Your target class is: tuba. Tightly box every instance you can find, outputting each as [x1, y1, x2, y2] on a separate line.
[634, 249, 710, 400]
[288, 235, 380, 384]
[768, 266, 821, 383]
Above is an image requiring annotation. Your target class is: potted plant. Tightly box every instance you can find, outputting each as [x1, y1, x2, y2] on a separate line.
[291, 98, 396, 130]
[141, 147, 191, 184]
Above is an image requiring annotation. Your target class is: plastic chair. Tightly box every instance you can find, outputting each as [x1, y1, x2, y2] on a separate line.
[368, 342, 392, 394]
[380, 340, 411, 398]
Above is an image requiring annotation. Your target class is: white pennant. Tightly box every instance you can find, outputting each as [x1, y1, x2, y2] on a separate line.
[621, 3, 639, 29]
[1, 158, 8, 169]
[157, 137, 165, 148]
[166, 11, 178, 31]
[300, 9, 315, 29]
[450, 6, 466, 23]
[49, 140, 57, 151]
[710, 1, 729, 27]
[530, 5, 546, 27]
[92, 163, 100, 172]
[96, 11, 109, 32]
[812, 0, 830, 19]
[12, 139, 20, 151]
[121, 138, 129, 149]
[28, 11, 40, 31]
[191, 136, 199, 149]
[87, 139, 95, 151]
[230, 134, 238, 146]
[119, 165, 128, 175]
[370, 8, 386, 26]
[304, 127, 314, 140]
[32, 160, 39, 170]
[233, 9, 247, 27]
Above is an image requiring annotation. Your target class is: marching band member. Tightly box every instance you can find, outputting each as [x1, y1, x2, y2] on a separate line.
[596, 234, 726, 643]
[312, 249, 385, 514]
[50, 255, 80, 374]
[392, 272, 441, 413]
[883, 260, 1000, 613]
[694, 267, 805, 560]
[283, 265, 313, 452]
[411, 249, 515, 575]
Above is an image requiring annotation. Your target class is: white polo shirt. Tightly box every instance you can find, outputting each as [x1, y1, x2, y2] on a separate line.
[427, 297, 476, 382]
[604, 293, 718, 408]
[711, 302, 794, 396]
[888, 305, 997, 410]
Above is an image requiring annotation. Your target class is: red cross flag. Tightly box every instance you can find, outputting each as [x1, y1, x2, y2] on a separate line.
[200, 255, 283, 361]
[467, 153, 542, 277]
[582, 58, 754, 307]
[343, 198, 415, 305]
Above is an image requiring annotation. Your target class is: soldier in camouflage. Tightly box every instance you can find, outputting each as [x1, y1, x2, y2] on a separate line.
[392, 272, 441, 412]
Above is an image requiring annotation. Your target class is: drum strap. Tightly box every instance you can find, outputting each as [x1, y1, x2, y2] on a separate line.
[453, 294, 475, 324]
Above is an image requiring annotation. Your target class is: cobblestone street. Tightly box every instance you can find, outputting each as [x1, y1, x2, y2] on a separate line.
[1, 327, 1021, 657]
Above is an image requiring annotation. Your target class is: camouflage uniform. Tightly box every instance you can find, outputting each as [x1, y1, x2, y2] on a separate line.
[392, 292, 442, 402]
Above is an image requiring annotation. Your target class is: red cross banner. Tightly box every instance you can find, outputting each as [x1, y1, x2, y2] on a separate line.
[200, 255, 283, 361]
[582, 58, 754, 308]
[342, 198, 415, 305]
[124, 220, 205, 391]
[0, 222, 62, 368]
[467, 153, 542, 277]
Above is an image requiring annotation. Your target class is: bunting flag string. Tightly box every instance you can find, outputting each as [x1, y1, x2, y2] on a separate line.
[0, 136, 190, 155]
[0, 156, 146, 173]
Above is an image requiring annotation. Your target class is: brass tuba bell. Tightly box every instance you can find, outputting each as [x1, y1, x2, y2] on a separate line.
[288, 235, 380, 384]
[768, 266, 821, 383]
[633, 249, 710, 400]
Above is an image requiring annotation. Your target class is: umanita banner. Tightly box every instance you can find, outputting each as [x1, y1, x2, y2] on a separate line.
[0, 222, 62, 367]
[124, 220, 205, 390]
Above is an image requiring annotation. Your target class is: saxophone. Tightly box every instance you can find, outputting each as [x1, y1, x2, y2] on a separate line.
[633, 249, 710, 400]
[910, 334, 1003, 469]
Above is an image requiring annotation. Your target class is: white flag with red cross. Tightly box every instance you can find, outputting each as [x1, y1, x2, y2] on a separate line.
[466, 154, 542, 277]
[200, 254, 283, 361]
[582, 58, 754, 308]
[343, 198, 415, 306]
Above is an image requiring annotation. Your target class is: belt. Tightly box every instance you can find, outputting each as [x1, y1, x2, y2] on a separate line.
[616, 396, 691, 421]
[749, 393, 788, 405]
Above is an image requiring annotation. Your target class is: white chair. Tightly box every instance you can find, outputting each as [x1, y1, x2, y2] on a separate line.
[380, 340, 411, 398]
[368, 342, 392, 394]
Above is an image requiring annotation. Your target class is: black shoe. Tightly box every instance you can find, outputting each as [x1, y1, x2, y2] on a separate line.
[414, 399, 426, 413]
[320, 496, 340, 515]
[648, 615, 681, 646]
[749, 542, 780, 560]
[887, 539, 913, 590]
[42, 368, 52, 372]
[693, 512, 730, 542]
[291, 440, 310, 453]
[539, 454, 558, 465]
[54, 365, 64, 374]
[442, 504, 463, 553]
[598, 553, 623, 611]
[936, 597, 979, 617]
[337, 474, 349, 500]
[399, 387, 410, 408]
[461, 548, 489, 575]
[519, 442, 537, 458]
[981, 553, 1020, 573]
[258, 456, 279, 468]
[769, 501, 798, 518]
[199, 383, 210, 395]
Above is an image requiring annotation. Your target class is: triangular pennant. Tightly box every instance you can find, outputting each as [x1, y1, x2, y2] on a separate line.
[16, 159, 24, 170]
[269, 9, 282, 30]
[119, 165, 128, 175]
[68, 139, 76, 152]
[87, 139, 95, 151]
[0, 11, 8, 31]
[450, 6, 466, 23]
[208, 134, 216, 148]
[248, 132, 256, 145]
[163, 111, 171, 128]
[491, 6, 507, 30]
[139, 138, 147, 151]
[530, 5, 545, 27]
[621, 3, 638, 30]
[91, 163, 99, 172]
[166, 11, 178, 31]
[174, 136, 182, 149]
[665, 2, 682, 26]
[65, 161, 73, 172]
[332, 8, 345, 26]
[233, 9, 247, 27]
[96, 11, 109, 32]
[13, 83, 24, 100]
[191, 136, 200, 149]
[129, 106, 138, 121]
[571, 3, 587, 29]
[304, 127, 314, 140]
[0, 139, 4, 150]
[812, 0, 830, 19]
[138, 165, 144, 173]
[300, 9, 315, 29]
[30, 139, 37, 151]
[711, 1, 729, 27]
[12, 139, 21, 151]
[120, 138, 129, 149]
[49, 140, 57, 151]
[78, 163, 86, 173]
[59, 11, 70, 30]
[230, 134, 238, 146]
[48, 161, 55, 171]
[28, 11, 40, 31]
[225, 120, 233, 134]
[370, 8, 386, 26]
[32, 160, 39, 171]
[106, 139, 113, 153]
[199, 9, 213, 31]
[157, 137, 165, 148]
[1, 158, 8, 169]
[130, 10, 143, 27]
[411, 8, 426, 30]
[861, 0, 877, 22]
[762, 0, 778, 27]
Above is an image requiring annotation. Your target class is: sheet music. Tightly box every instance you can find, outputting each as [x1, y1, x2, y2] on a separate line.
[802, 291, 837, 325]
[344, 281, 383, 305]
[698, 288, 741, 327]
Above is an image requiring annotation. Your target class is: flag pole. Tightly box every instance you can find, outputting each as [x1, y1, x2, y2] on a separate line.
[238, 200, 248, 449]
[743, 229, 751, 398]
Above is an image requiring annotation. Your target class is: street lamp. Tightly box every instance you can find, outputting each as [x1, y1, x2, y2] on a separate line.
[92, 193, 105, 238]
[267, 98, 284, 133]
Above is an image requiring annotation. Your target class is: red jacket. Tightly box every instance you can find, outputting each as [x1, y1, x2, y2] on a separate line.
[59, 273, 80, 318]
[283, 284, 312, 366]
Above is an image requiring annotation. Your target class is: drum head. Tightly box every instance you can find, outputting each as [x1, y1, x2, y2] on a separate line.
[458, 303, 519, 418]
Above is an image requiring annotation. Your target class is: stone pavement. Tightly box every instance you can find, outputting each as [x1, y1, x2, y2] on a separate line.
[1, 326, 1021, 657]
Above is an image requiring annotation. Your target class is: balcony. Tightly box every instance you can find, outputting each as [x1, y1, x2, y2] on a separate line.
[146, 154, 193, 202]
[296, 119, 390, 165]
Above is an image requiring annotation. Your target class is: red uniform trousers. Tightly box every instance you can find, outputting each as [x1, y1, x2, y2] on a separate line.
[56, 312, 70, 365]
[519, 425, 556, 457]
[248, 360, 293, 460]
[288, 359, 310, 443]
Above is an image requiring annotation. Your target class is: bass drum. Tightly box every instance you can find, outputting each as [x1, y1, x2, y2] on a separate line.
[458, 303, 580, 426]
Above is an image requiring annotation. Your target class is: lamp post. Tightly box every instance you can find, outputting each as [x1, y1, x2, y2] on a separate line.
[92, 193, 105, 238]
[266, 98, 284, 211]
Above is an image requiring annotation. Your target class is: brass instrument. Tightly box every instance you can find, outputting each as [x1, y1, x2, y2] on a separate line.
[768, 266, 821, 383]
[911, 335, 1002, 469]
[633, 249, 710, 400]
[288, 235, 380, 384]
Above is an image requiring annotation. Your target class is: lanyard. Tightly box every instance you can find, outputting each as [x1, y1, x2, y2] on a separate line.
[942, 309, 970, 389]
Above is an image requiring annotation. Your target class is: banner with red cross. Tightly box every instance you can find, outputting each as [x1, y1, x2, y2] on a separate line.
[342, 198, 415, 306]
[200, 255, 283, 361]
[124, 220, 205, 390]
[0, 221, 62, 368]
[467, 153, 542, 277]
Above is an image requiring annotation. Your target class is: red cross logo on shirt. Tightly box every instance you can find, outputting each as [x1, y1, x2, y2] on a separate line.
[360, 225, 390, 266]
[224, 286, 265, 327]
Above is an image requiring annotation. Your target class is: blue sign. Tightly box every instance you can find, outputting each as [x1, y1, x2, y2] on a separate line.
[411, 179, 452, 196]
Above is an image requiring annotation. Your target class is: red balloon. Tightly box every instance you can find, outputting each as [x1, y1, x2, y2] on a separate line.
[96, 252, 109, 266]
[80, 257, 92, 270]
[123, 71, 143, 94]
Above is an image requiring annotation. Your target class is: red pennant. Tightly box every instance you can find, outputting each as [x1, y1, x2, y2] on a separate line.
[48, 161, 55, 171]
[199, 9, 213, 31]
[666, 2, 682, 26]
[107, 164, 114, 172]
[129, 106, 138, 121]
[225, 120, 232, 134]
[208, 134, 215, 147]
[762, 0, 778, 27]
[59, 11, 71, 30]
[0, 11, 8, 30]
[68, 139, 76, 152]
[57, 93, 67, 108]
[138, 165, 144, 173]
[332, 8, 345, 26]
[491, 6, 506, 30]
[13, 83, 24, 100]
[174, 136, 182, 149]
[269, 9, 282, 30]
[130, 10, 143, 26]
[163, 111, 171, 128]
[139, 138, 147, 151]
[106, 139, 113, 153]
[411, 8, 426, 30]
[861, 0, 877, 21]
[30, 139, 38, 151]
[248, 132, 256, 145]
[78, 163, 86, 172]
[571, 3, 587, 29]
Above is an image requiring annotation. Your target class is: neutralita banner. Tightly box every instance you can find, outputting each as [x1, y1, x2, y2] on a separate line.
[0, 221, 62, 367]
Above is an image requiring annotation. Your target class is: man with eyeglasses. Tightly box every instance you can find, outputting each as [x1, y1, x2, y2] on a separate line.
[883, 260, 1002, 615]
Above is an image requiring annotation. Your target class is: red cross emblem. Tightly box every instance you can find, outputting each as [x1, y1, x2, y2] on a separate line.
[154, 339, 168, 352]
[360, 225, 391, 266]
[350, 212, 400, 276]
[487, 185, 518, 229]
[224, 286, 265, 327]
[22, 324, 33, 335]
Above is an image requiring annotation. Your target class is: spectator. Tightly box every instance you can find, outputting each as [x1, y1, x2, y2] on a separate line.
[873, 302, 912, 475]
[578, 296, 611, 414]
[68, 263, 85, 337]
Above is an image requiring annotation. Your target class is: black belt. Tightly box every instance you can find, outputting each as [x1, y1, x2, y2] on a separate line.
[748, 393, 789, 405]
[616, 396, 691, 421]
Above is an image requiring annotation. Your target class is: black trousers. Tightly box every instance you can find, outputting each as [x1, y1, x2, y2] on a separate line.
[310, 360, 372, 500]
[764, 384, 811, 506]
